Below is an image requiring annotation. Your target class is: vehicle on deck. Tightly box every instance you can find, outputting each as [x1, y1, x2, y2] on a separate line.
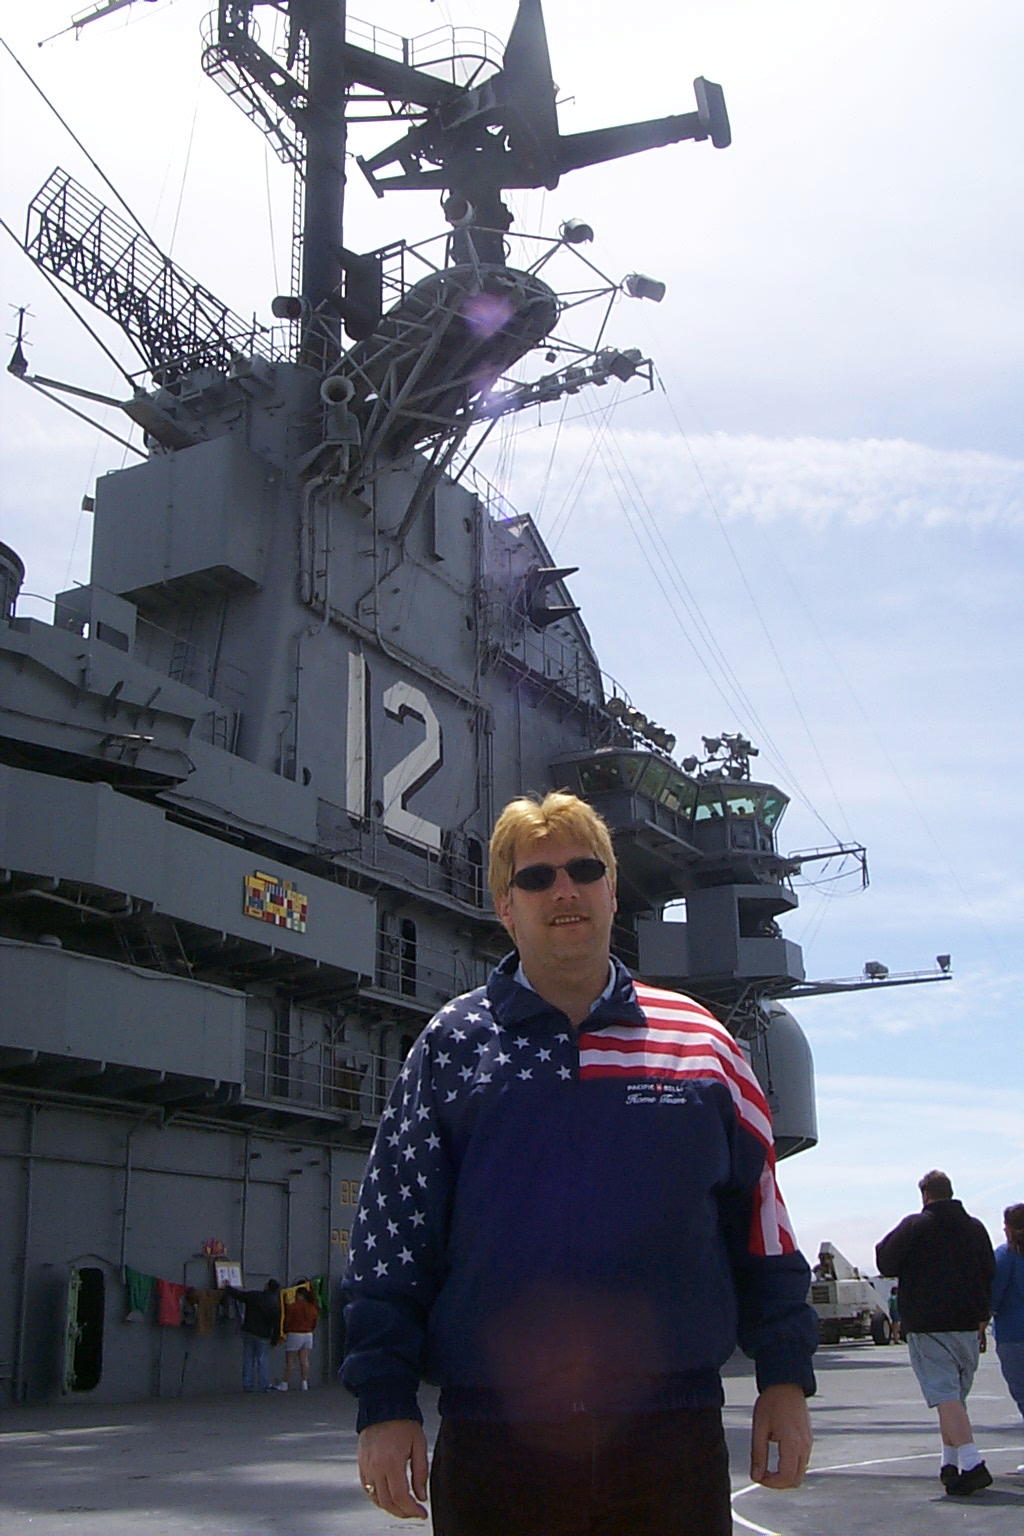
[810, 1241, 892, 1345]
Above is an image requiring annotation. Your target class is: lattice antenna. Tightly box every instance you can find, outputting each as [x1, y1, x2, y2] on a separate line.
[23, 169, 276, 378]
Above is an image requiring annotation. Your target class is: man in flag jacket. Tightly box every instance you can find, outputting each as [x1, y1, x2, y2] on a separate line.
[343, 792, 816, 1533]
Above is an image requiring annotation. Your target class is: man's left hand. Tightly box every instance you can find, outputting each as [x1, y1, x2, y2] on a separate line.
[750, 1382, 813, 1489]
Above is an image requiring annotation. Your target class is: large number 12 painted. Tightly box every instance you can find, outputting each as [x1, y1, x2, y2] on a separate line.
[345, 653, 443, 850]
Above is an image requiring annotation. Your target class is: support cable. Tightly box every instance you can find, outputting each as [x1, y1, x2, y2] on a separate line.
[658, 377, 855, 841]
[1, 215, 141, 386]
[18, 378, 146, 459]
[0, 33, 153, 239]
[599, 422, 846, 843]
[168, 97, 201, 256]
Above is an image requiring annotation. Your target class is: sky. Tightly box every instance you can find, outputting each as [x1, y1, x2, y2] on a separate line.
[1, 0, 1022, 1276]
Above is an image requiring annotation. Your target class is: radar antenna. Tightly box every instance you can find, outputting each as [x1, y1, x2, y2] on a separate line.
[22, 170, 274, 379]
[202, 1, 729, 354]
[356, 0, 730, 269]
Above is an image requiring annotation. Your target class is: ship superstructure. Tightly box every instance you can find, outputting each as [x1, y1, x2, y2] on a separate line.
[0, 1, 945, 1404]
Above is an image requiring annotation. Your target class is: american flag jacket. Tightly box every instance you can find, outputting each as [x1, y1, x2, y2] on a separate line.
[342, 953, 816, 1430]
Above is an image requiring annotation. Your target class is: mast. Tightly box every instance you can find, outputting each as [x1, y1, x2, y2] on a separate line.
[299, 0, 347, 344]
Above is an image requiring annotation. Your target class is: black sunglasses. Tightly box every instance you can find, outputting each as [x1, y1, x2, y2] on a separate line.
[510, 857, 607, 893]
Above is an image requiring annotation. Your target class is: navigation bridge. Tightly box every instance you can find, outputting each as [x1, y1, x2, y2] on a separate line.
[551, 748, 805, 1005]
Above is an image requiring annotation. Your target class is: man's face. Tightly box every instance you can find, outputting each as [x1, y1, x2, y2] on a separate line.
[495, 832, 617, 976]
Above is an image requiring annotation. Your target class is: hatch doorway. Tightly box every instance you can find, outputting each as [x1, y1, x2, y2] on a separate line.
[62, 1264, 105, 1393]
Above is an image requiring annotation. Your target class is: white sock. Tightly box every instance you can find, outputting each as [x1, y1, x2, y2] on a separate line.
[940, 1441, 957, 1469]
[958, 1442, 981, 1472]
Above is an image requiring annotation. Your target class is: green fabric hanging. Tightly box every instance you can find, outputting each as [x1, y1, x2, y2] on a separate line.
[124, 1265, 156, 1321]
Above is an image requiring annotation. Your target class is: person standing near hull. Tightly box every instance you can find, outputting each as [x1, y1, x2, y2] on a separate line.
[992, 1202, 1024, 1471]
[275, 1284, 319, 1392]
[876, 1171, 995, 1497]
[225, 1278, 281, 1394]
[342, 792, 816, 1533]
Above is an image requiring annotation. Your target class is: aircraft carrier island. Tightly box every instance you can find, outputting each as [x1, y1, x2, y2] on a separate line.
[0, 0, 947, 1407]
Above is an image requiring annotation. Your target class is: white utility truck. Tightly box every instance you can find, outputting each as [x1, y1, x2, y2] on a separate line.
[809, 1242, 893, 1345]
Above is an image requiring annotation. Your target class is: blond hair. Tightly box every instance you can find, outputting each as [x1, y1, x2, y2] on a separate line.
[488, 791, 616, 907]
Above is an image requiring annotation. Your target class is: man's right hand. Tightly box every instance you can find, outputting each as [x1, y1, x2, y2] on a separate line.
[357, 1419, 429, 1520]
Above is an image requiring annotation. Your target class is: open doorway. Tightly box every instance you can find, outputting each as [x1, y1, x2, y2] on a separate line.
[62, 1264, 104, 1393]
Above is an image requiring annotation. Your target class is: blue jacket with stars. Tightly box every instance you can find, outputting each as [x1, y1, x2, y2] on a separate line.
[341, 954, 816, 1430]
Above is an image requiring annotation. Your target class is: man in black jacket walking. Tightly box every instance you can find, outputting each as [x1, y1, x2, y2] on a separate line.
[876, 1170, 995, 1496]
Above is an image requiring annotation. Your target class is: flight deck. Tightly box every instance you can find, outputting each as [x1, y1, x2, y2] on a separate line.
[1, 1342, 1021, 1535]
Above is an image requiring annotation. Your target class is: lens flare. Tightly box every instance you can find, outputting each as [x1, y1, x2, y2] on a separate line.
[461, 292, 515, 338]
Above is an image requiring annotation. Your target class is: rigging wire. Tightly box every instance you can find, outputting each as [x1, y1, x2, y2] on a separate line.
[168, 97, 201, 256]
[0, 216, 142, 386]
[791, 888, 832, 958]
[651, 372, 1009, 965]
[17, 377, 145, 460]
[264, 142, 281, 296]
[598, 421, 848, 843]
[0, 33, 153, 240]
[598, 420, 846, 838]
[545, 399, 618, 551]
[533, 392, 570, 524]
[658, 377, 856, 842]
[480, 359, 854, 851]
[535, 379, 847, 843]
[568, 414, 758, 726]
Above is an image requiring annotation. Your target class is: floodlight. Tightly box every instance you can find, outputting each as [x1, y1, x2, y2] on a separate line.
[623, 272, 666, 303]
[595, 346, 643, 383]
[863, 960, 889, 980]
[560, 218, 594, 245]
[271, 295, 304, 320]
[936, 954, 951, 973]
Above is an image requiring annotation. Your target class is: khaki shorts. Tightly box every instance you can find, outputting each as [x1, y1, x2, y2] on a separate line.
[907, 1330, 979, 1407]
[284, 1331, 314, 1351]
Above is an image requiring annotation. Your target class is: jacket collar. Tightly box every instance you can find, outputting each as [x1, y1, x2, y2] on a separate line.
[487, 951, 645, 1032]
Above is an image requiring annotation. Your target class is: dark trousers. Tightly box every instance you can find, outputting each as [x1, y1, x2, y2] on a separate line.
[429, 1407, 731, 1536]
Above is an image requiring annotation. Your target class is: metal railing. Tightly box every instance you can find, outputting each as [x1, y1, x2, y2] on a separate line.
[244, 1027, 405, 1123]
[375, 920, 488, 1012]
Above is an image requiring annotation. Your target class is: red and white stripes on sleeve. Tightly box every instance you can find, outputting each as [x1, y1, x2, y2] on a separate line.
[579, 982, 799, 1257]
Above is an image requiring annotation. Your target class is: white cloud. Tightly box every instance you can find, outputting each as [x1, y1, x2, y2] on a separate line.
[480, 426, 1024, 536]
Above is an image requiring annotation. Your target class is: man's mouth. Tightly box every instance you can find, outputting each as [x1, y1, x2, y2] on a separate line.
[550, 914, 585, 926]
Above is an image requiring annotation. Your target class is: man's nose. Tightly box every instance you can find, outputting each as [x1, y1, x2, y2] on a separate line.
[550, 866, 578, 895]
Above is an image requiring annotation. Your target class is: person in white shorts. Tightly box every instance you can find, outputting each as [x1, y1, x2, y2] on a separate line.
[876, 1170, 995, 1497]
[275, 1285, 319, 1391]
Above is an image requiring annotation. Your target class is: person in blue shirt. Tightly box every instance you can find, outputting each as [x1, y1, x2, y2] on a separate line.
[992, 1202, 1024, 1471]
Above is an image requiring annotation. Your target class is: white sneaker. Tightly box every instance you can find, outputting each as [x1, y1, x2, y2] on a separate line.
[300, 1381, 308, 1391]
[273, 1382, 288, 1391]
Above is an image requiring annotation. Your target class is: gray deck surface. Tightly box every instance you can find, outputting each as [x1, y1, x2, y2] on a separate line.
[1, 1345, 1021, 1535]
